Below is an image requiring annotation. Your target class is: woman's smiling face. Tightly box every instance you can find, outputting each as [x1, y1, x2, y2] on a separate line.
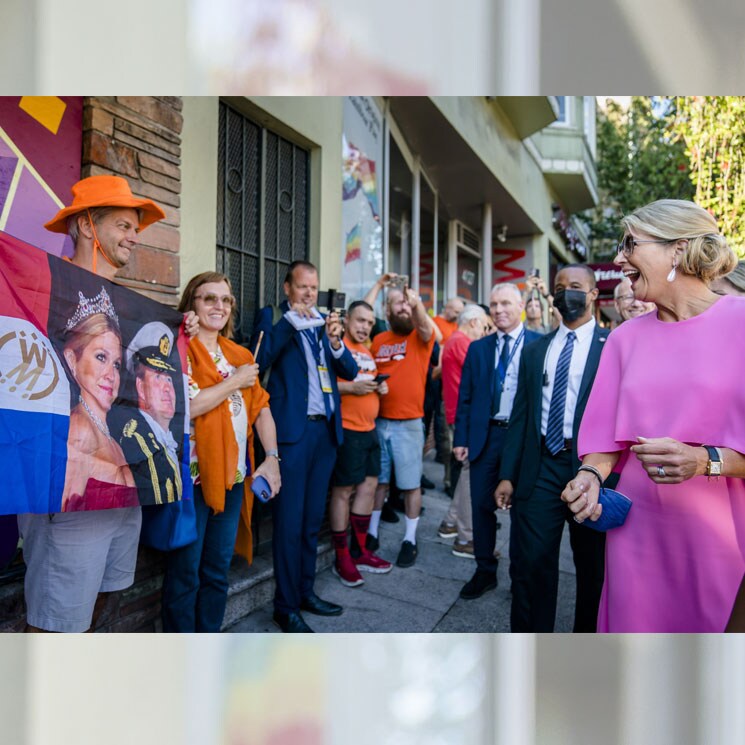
[193, 280, 234, 334]
[67, 330, 122, 413]
[614, 231, 678, 302]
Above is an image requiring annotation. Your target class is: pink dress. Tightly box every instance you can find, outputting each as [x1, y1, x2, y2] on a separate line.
[579, 295, 745, 632]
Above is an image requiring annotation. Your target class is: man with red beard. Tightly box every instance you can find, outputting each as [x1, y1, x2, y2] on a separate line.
[368, 285, 435, 567]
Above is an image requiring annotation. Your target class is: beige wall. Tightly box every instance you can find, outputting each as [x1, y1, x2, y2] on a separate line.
[180, 96, 219, 289]
[35, 0, 188, 92]
[28, 636, 190, 745]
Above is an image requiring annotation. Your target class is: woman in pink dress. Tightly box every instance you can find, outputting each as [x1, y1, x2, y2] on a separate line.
[562, 199, 745, 632]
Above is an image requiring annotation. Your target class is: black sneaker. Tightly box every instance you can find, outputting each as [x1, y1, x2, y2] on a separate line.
[396, 540, 418, 568]
[381, 501, 400, 523]
[365, 533, 380, 552]
[459, 570, 497, 600]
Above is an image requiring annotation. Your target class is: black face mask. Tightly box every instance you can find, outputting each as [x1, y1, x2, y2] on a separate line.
[553, 289, 587, 323]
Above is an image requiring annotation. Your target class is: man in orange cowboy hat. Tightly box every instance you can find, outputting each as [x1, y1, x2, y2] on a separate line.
[18, 174, 197, 633]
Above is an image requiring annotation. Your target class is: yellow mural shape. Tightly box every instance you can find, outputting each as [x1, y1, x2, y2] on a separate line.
[18, 96, 67, 135]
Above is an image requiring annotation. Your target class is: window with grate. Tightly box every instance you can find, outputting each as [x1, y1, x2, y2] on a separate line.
[216, 101, 310, 342]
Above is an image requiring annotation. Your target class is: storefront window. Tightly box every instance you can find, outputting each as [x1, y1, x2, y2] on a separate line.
[457, 246, 480, 302]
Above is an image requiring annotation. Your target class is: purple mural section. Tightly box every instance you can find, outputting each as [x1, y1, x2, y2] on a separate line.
[0, 97, 83, 257]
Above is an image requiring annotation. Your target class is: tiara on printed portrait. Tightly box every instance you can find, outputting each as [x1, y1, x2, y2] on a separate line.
[65, 287, 120, 331]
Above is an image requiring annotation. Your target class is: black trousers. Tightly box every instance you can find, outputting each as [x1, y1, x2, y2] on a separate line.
[510, 448, 605, 632]
[469, 426, 507, 576]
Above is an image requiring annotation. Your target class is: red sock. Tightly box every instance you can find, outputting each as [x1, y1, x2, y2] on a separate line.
[350, 512, 371, 553]
[332, 529, 349, 560]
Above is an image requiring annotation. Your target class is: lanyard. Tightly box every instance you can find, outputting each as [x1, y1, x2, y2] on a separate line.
[496, 328, 524, 387]
[302, 328, 323, 364]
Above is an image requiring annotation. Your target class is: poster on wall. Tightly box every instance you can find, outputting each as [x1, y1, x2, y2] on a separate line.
[341, 96, 384, 305]
[0, 96, 82, 257]
[0, 232, 191, 514]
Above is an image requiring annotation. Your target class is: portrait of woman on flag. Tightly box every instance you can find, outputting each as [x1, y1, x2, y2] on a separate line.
[60, 286, 138, 511]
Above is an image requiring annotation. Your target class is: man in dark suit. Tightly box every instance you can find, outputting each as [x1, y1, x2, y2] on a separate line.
[119, 322, 183, 506]
[252, 260, 358, 633]
[453, 283, 542, 600]
[496, 264, 610, 632]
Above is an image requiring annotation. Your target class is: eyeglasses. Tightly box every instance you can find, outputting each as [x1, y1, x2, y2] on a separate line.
[194, 293, 235, 307]
[616, 294, 636, 304]
[616, 235, 672, 256]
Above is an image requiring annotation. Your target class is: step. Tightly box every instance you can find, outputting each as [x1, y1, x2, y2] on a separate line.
[222, 539, 334, 630]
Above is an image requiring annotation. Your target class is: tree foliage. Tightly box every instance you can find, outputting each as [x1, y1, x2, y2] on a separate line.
[671, 96, 745, 258]
[589, 97, 694, 260]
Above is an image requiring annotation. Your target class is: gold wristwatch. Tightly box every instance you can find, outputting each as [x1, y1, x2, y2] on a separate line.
[703, 446, 722, 480]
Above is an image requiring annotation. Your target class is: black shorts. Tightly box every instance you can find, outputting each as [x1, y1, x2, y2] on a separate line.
[332, 429, 381, 487]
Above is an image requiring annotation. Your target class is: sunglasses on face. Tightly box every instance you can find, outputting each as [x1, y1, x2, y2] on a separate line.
[616, 235, 672, 256]
[195, 293, 235, 307]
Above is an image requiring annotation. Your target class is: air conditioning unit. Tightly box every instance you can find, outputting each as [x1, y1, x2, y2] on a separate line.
[453, 220, 480, 255]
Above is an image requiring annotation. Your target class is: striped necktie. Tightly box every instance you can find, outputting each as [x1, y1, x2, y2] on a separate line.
[545, 331, 576, 455]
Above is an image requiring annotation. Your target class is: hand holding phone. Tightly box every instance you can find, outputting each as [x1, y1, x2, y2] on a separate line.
[251, 475, 272, 503]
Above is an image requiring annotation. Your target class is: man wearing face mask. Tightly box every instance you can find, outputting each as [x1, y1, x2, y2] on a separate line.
[495, 264, 611, 632]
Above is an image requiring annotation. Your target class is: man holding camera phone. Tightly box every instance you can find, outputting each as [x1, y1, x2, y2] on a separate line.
[251, 260, 358, 632]
[329, 300, 393, 587]
[365, 275, 436, 568]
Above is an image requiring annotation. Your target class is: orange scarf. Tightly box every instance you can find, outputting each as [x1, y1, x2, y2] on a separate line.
[188, 336, 270, 563]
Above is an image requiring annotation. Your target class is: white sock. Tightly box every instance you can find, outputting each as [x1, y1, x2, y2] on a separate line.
[404, 516, 420, 544]
[369, 510, 382, 537]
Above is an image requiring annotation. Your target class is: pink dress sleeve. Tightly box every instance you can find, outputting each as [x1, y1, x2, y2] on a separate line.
[578, 329, 626, 459]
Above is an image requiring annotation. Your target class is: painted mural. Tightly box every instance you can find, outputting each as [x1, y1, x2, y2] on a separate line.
[0, 96, 83, 257]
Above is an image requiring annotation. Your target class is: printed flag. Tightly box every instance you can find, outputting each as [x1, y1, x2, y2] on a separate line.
[0, 231, 192, 514]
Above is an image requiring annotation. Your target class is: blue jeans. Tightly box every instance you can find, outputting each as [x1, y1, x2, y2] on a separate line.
[161, 482, 243, 632]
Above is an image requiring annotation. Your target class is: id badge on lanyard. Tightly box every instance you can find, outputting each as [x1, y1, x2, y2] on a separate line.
[318, 365, 333, 393]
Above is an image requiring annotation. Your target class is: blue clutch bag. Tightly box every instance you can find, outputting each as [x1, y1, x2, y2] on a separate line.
[581, 488, 632, 532]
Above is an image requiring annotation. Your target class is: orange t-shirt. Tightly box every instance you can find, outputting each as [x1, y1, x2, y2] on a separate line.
[371, 329, 435, 420]
[338, 338, 379, 432]
[433, 315, 457, 344]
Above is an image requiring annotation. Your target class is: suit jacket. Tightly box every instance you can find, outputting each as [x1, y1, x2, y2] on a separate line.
[251, 301, 358, 447]
[499, 323, 616, 500]
[453, 329, 542, 463]
[119, 408, 183, 506]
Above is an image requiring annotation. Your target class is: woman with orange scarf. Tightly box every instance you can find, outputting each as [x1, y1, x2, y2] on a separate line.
[162, 272, 281, 632]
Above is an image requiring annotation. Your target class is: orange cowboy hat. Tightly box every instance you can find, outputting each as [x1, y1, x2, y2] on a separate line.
[45, 175, 166, 234]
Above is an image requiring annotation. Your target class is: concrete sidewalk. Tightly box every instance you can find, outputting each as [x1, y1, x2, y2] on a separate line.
[227, 452, 577, 633]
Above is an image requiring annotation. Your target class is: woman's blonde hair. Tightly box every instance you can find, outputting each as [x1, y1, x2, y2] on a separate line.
[621, 199, 736, 283]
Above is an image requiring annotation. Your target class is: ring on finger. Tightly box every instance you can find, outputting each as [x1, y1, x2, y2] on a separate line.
[657, 465, 666, 477]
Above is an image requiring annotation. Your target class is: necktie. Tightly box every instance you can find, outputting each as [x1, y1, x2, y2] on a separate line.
[491, 335, 511, 418]
[545, 331, 576, 455]
[302, 328, 332, 419]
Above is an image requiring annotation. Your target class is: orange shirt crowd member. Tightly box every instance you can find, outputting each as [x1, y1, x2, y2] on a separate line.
[372, 326, 434, 420]
[330, 300, 392, 588]
[366, 285, 435, 569]
[339, 337, 380, 431]
[432, 297, 465, 345]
